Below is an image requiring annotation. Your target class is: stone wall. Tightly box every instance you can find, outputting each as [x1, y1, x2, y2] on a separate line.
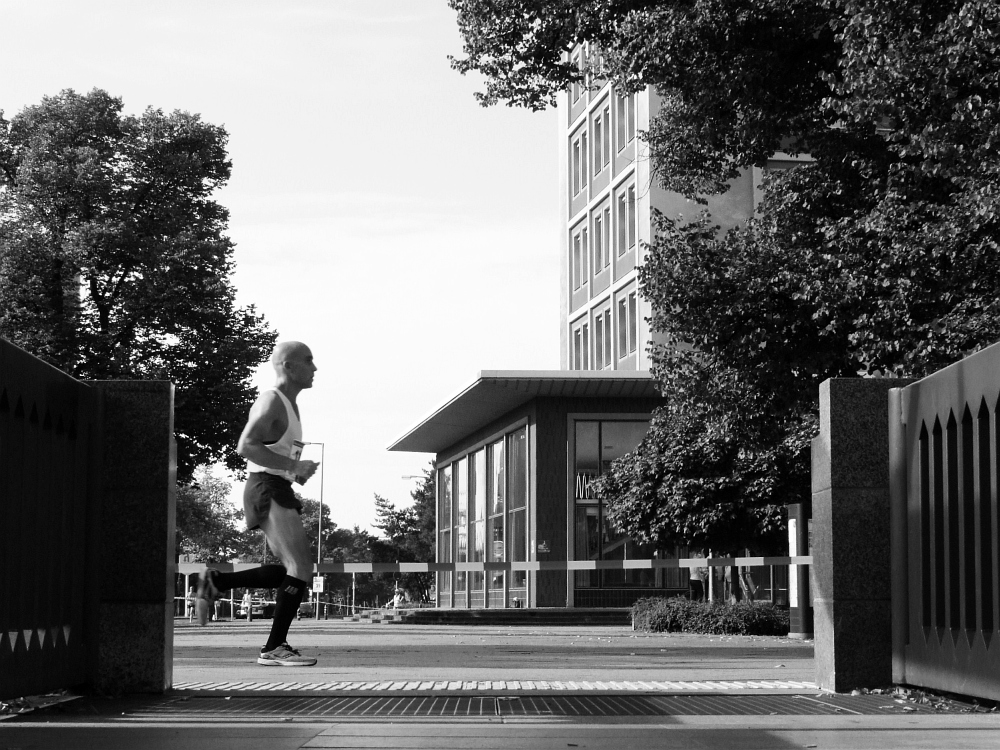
[89, 381, 176, 694]
[811, 377, 910, 692]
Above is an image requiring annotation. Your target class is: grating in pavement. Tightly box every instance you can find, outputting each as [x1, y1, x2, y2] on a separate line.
[171, 678, 818, 692]
[130, 693, 932, 719]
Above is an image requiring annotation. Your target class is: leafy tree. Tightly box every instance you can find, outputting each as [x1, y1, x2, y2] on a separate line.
[286, 493, 398, 606]
[453, 1, 1000, 550]
[175, 468, 257, 563]
[0, 88, 276, 481]
[372, 465, 436, 601]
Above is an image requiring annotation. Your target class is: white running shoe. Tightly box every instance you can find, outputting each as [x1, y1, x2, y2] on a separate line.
[257, 643, 317, 666]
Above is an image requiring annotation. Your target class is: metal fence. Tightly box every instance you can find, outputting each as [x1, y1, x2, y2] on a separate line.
[890, 340, 1000, 700]
[177, 556, 810, 613]
[0, 340, 100, 698]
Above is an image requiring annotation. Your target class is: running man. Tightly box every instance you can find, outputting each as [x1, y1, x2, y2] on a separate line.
[195, 341, 320, 666]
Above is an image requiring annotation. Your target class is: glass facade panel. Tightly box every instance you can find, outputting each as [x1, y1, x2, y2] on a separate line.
[509, 509, 527, 592]
[456, 458, 468, 598]
[438, 530, 451, 594]
[508, 428, 527, 510]
[488, 439, 505, 595]
[438, 466, 452, 531]
[601, 507, 656, 588]
[574, 505, 600, 587]
[437, 465, 452, 599]
[574, 420, 659, 595]
[471, 449, 486, 592]
[600, 421, 650, 469]
[575, 422, 600, 588]
[473, 450, 487, 523]
[507, 428, 528, 593]
[490, 440, 504, 516]
[575, 422, 600, 492]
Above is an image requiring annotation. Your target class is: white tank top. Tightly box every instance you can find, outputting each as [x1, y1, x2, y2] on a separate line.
[246, 388, 303, 481]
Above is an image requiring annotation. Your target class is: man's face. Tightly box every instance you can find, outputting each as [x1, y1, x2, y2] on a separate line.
[284, 347, 317, 388]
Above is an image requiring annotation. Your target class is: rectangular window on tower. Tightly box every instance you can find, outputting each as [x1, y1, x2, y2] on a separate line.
[592, 103, 611, 176]
[572, 319, 590, 370]
[592, 112, 603, 177]
[570, 130, 589, 198]
[616, 183, 636, 256]
[617, 289, 638, 360]
[594, 306, 612, 370]
[628, 290, 638, 354]
[601, 105, 611, 170]
[627, 185, 636, 249]
[571, 52, 582, 104]
[571, 224, 588, 292]
[593, 212, 604, 273]
[616, 92, 636, 151]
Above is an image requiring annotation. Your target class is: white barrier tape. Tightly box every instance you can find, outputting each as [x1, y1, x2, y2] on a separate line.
[177, 556, 811, 575]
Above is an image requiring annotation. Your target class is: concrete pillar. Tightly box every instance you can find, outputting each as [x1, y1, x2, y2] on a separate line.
[812, 377, 908, 692]
[88, 381, 176, 694]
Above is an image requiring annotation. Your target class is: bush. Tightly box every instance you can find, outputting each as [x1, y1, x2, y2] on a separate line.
[631, 596, 789, 636]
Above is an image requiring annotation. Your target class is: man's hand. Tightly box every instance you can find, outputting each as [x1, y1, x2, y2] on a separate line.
[293, 459, 320, 484]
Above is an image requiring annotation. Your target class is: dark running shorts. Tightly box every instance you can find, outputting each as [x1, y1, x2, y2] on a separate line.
[243, 472, 303, 530]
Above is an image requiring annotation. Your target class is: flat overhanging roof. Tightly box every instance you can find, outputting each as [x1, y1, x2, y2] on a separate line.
[388, 370, 659, 454]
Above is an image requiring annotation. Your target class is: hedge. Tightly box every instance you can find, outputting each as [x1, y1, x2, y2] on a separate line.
[631, 596, 790, 636]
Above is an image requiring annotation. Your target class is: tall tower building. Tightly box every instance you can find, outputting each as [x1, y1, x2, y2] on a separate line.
[560, 46, 795, 371]
[560, 50, 655, 373]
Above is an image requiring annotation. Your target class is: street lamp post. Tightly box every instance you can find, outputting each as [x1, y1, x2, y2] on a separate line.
[302, 441, 325, 617]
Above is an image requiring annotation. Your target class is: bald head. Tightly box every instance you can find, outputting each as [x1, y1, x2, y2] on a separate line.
[270, 341, 317, 392]
[271, 341, 310, 370]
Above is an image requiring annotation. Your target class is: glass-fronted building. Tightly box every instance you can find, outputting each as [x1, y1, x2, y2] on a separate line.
[389, 370, 688, 608]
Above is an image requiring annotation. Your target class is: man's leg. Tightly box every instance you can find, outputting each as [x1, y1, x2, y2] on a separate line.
[196, 565, 287, 626]
[256, 504, 315, 665]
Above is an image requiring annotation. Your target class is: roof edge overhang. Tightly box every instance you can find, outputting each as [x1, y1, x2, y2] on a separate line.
[388, 370, 658, 455]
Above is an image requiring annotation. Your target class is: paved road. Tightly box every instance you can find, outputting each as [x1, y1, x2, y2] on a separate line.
[172, 619, 815, 685]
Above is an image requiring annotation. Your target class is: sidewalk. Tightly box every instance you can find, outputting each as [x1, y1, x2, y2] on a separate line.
[172, 618, 817, 687]
[3, 619, 998, 749]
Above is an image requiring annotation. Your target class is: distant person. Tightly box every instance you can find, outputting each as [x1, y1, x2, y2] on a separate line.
[195, 341, 320, 667]
[242, 591, 253, 621]
[689, 550, 707, 601]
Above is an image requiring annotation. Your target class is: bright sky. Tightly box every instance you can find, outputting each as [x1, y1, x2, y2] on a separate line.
[4, 1, 561, 532]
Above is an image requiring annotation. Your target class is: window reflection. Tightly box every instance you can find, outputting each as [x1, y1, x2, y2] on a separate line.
[573, 420, 655, 591]
[508, 428, 528, 596]
[437, 465, 452, 596]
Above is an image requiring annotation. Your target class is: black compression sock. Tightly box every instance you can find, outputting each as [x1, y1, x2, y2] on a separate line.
[264, 575, 307, 652]
[213, 564, 286, 592]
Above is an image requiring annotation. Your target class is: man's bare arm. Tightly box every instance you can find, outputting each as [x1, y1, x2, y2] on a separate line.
[237, 392, 319, 481]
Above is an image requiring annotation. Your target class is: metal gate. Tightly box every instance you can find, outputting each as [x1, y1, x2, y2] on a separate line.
[890, 341, 1000, 699]
[0, 339, 100, 697]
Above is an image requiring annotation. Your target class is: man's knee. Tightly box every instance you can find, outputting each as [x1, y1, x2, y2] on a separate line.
[287, 554, 313, 579]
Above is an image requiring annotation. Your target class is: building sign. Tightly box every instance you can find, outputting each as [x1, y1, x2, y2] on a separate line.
[536, 540, 550, 553]
[493, 541, 505, 559]
[575, 471, 598, 500]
